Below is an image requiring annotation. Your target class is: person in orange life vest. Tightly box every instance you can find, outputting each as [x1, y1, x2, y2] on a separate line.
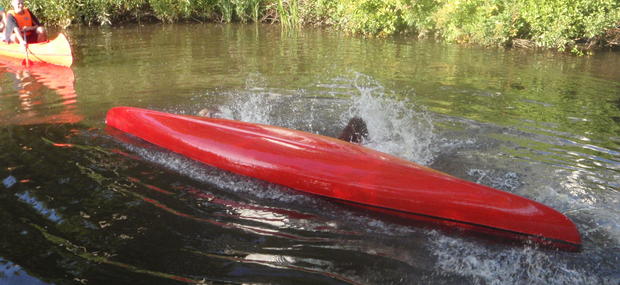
[4, 0, 47, 44]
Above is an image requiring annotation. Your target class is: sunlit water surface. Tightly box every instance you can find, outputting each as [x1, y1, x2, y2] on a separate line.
[0, 24, 619, 284]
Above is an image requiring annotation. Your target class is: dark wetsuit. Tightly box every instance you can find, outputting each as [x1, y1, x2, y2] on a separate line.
[4, 11, 40, 43]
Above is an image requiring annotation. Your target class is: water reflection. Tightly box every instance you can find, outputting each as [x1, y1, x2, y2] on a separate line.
[16, 191, 63, 223]
[0, 58, 82, 125]
[0, 257, 50, 285]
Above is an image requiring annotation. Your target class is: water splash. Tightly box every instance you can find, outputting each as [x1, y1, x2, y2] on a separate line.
[466, 169, 522, 192]
[123, 142, 313, 206]
[196, 72, 437, 166]
[218, 91, 274, 125]
[429, 232, 610, 285]
[345, 73, 437, 165]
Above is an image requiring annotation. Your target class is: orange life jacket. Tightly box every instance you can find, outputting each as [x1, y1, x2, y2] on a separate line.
[8, 8, 34, 36]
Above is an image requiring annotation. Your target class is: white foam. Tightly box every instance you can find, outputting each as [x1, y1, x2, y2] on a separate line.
[218, 91, 275, 125]
[429, 232, 607, 284]
[466, 168, 522, 192]
[125, 144, 312, 205]
[349, 93, 436, 165]
[197, 72, 438, 166]
[339, 73, 437, 165]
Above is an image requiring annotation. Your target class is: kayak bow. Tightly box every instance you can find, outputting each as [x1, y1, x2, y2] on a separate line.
[106, 107, 581, 251]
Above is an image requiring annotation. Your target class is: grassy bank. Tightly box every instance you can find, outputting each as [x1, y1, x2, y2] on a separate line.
[3, 0, 619, 51]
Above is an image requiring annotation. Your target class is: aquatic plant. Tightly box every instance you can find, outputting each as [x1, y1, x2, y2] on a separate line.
[276, 0, 300, 29]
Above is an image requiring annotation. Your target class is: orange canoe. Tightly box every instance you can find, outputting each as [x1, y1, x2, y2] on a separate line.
[0, 33, 73, 67]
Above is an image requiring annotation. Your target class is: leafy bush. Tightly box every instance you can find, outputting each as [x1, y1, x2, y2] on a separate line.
[331, 0, 420, 36]
[423, 0, 620, 49]
[148, 0, 191, 22]
[432, 0, 526, 46]
[310, 0, 619, 49]
[517, 0, 620, 49]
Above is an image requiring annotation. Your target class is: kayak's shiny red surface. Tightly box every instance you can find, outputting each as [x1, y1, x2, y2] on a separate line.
[106, 107, 581, 250]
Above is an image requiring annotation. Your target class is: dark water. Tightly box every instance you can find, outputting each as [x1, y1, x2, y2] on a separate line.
[1, 23, 619, 284]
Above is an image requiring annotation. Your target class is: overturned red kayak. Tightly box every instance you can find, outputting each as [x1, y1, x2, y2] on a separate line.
[106, 107, 581, 251]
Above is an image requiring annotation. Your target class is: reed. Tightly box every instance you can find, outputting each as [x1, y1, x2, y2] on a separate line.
[217, 0, 234, 22]
[215, 0, 263, 23]
[249, 0, 262, 22]
[232, 0, 248, 23]
[276, 0, 299, 29]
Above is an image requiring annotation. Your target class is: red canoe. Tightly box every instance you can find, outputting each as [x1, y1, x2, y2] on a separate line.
[0, 33, 73, 67]
[106, 107, 581, 250]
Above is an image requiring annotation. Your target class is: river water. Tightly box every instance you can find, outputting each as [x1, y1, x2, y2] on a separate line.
[0, 24, 618, 284]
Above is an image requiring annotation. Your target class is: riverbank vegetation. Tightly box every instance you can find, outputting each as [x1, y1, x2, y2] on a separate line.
[3, 0, 619, 51]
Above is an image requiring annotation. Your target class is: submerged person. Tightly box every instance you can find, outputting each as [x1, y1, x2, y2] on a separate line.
[338, 116, 368, 144]
[4, 0, 47, 44]
[197, 107, 369, 144]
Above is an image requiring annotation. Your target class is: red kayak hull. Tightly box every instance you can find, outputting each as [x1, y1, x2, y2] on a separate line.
[106, 107, 581, 250]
